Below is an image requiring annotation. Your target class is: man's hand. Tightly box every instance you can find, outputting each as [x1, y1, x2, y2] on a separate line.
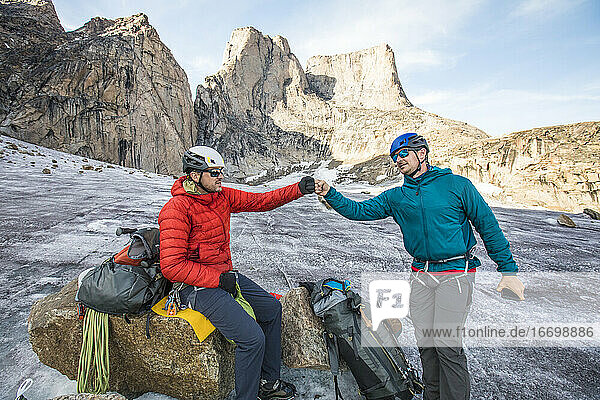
[299, 176, 315, 194]
[496, 275, 525, 301]
[218, 272, 237, 295]
[315, 179, 331, 196]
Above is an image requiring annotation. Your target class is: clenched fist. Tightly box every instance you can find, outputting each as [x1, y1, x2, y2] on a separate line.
[315, 179, 331, 196]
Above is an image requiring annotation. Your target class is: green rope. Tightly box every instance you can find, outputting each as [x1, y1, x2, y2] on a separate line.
[77, 308, 110, 394]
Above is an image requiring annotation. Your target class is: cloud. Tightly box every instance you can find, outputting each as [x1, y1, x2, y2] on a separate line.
[186, 55, 220, 73]
[511, 0, 586, 18]
[283, 0, 482, 71]
[411, 85, 600, 136]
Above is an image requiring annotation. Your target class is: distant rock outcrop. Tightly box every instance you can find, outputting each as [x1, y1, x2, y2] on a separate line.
[0, 0, 194, 174]
[584, 208, 600, 220]
[195, 27, 487, 180]
[305, 44, 412, 110]
[446, 122, 600, 211]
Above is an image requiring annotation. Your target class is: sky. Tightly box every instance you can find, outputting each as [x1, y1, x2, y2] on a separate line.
[52, 0, 599, 136]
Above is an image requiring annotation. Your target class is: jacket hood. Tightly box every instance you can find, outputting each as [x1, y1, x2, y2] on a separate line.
[171, 176, 217, 204]
[403, 166, 452, 187]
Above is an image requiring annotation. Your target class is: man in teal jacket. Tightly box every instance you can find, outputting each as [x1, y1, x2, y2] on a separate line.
[314, 133, 525, 400]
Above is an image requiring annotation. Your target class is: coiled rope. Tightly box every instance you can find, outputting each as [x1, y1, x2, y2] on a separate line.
[77, 308, 110, 393]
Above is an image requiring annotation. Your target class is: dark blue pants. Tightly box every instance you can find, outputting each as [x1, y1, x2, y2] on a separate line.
[181, 273, 282, 400]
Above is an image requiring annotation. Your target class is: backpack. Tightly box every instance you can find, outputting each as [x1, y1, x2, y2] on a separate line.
[303, 279, 423, 400]
[76, 227, 172, 318]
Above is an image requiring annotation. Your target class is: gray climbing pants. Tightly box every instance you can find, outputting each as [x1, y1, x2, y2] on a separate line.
[409, 271, 474, 400]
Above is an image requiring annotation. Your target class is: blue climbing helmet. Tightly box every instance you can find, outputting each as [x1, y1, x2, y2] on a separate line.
[389, 133, 429, 160]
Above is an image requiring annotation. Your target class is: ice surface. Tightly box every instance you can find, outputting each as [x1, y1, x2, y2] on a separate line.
[1, 135, 599, 400]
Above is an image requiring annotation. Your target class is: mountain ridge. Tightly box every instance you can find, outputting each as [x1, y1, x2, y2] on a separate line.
[0, 1, 597, 211]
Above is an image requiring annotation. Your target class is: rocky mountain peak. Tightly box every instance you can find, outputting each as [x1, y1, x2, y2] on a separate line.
[0, 0, 194, 174]
[222, 27, 292, 66]
[202, 26, 307, 121]
[305, 43, 411, 110]
[76, 13, 156, 39]
[0, 0, 64, 34]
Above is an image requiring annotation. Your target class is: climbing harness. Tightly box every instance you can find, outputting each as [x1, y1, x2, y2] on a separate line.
[412, 248, 475, 293]
[77, 308, 110, 394]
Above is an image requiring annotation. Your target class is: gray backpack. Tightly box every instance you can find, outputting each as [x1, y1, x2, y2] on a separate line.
[303, 279, 423, 400]
[76, 227, 171, 317]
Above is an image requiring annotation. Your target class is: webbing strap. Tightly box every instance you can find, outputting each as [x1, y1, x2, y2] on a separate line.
[333, 376, 344, 400]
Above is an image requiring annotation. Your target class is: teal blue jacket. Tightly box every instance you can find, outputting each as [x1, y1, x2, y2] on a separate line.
[324, 166, 518, 274]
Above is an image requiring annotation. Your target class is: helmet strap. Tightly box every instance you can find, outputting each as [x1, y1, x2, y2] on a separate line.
[190, 171, 211, 193]
[407, 149, 428, 178]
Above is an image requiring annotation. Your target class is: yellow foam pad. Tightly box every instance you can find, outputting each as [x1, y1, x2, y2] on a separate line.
[152, 296, 216, 343]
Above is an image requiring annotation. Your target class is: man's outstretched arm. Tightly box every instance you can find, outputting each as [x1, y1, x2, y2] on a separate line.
[460, 178, 525, 300]
[315, 179, 391, 221]
[226, 177, 314, 213]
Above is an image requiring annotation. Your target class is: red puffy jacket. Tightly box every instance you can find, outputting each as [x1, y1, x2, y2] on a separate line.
[158, 177, 304, 288]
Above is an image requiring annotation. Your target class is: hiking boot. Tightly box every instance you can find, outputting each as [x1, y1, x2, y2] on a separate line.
[257, 379, 297, 400]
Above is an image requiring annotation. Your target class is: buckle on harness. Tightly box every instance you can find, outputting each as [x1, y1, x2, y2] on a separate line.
[414, 248, 475, 273]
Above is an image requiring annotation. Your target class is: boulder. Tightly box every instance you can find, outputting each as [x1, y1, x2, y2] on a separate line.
[280, 287, 329, 370]
[583, 208, 600, 220]
[557, 214, 576, 228]
[29, 281, 332, 399]
[28, 280, 235, 400]
[51, 394, 127, 400]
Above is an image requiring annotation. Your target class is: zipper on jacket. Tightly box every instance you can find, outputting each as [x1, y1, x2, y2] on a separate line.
[418, 183, 430, 261]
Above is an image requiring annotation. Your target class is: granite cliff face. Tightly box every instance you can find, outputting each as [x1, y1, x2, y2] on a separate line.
[0, 0, 194, 174]
[195, 27, 487, 180]
[195, 27, 330, 180]
[305, 44, 411, 110]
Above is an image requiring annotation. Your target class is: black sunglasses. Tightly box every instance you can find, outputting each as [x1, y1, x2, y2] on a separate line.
[205, 169, 224, 177]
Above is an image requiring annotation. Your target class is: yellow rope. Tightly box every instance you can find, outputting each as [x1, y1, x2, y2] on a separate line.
[77, 308, 110, 393]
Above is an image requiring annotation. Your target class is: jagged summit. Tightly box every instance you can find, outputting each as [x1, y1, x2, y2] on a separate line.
[75, 13, 158, 39]
[222, 27, 293, 65]
[195, 26, 487, 180]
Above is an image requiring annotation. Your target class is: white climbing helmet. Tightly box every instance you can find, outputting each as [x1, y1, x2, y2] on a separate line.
[182, 146, 225, 173]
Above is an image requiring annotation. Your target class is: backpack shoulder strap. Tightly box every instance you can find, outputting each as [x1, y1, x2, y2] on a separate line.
[323, 331, 344, 400]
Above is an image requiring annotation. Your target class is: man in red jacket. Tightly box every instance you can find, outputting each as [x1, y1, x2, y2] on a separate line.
[158, 146, 314, 400]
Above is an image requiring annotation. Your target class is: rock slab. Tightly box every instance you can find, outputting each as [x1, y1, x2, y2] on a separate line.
[557, 214, 576, 228]
[280, 287, 329, 370]
[583, 208, 600, 220]
[29, 281, 334, 399]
